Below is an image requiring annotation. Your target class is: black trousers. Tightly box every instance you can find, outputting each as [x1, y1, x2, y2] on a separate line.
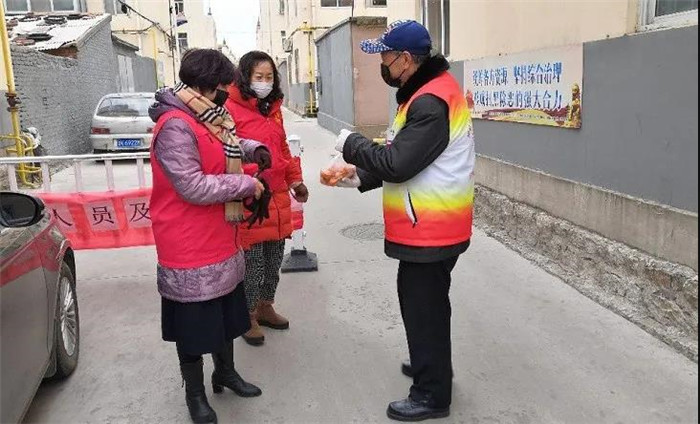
[398, 256, 459, 409]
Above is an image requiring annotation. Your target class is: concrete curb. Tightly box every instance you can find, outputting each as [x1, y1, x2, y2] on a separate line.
[475, 185, 699, 363]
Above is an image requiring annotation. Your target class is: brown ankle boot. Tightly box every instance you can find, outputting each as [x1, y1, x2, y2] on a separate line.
[258, 301, 289, 330]
[242, 309, 265, 346]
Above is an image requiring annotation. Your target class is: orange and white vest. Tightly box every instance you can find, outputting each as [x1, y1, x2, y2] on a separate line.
[383, 72, 475, 247]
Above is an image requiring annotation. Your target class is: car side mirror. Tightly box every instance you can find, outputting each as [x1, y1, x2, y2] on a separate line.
[0, 192, 46, 228]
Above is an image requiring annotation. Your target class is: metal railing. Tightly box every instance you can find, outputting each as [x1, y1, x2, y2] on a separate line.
[1, 134, 43, 188]
[0, 152, 150, 193]
[1, 141, 317, 271]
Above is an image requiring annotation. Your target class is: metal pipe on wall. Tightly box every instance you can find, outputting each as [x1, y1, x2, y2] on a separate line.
[1, 2, 22, 142]
[0, 1, 41, 187]
[150, 27, 160, 88]
[268, 0, 275, 55]
[168, 0, 178, 84]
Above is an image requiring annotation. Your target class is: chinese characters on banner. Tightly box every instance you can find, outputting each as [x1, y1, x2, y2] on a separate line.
[464, 45, 583, 128]
[38, 189, 154, 250]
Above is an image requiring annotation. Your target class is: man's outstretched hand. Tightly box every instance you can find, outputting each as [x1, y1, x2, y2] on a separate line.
[335, 129, 353, 153]
[320, 164, 360, 188]
[336, 170, 361, 188]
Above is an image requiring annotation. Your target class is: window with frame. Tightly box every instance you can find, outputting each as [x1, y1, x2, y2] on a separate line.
[639, 0, 698, 28]
[4, 0, 81, 12]
[278, 0, 285, 14]
[102, 0, 126, 14]
[320, 0, 353, 7]
[175, 0, 185, 14]
[113, 0, 127, 14]
[177, 32, 189, 54]
[421, 0, 449, 56]
[52, 0, 74, 10]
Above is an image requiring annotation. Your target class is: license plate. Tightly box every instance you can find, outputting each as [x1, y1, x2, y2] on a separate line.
[116, 138, 142, 148]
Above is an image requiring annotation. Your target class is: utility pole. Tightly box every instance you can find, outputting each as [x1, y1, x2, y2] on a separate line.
[168, 0, 178, 84]
[301, 21, 317, 117]
[267, 0, 274, 56]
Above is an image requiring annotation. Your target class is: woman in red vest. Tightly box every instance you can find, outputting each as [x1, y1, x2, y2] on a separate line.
[149, 49, 272, 424]
[225, 51, 309, 346]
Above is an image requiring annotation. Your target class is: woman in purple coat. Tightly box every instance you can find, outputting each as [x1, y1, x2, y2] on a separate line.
[149, 49, 271, 424]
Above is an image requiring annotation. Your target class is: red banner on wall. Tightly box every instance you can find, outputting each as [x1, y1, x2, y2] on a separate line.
[38, 189, 154, 250]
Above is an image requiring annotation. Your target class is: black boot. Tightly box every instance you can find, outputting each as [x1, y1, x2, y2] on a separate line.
[211, 341, 262, 398]
[180, 359, 217, 424]
[402, 360, 413, 378]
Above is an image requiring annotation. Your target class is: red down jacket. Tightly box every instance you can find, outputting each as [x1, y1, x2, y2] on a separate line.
[225, 86, 303, 250]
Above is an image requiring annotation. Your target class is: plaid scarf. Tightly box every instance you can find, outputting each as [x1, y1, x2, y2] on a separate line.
[174, 83, 244, 222]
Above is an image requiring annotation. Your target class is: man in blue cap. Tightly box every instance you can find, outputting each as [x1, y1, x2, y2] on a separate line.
[328, 20, 476, 421]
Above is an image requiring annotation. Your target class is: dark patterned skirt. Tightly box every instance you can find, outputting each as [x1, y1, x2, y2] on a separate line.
[161, 282, 251, 355]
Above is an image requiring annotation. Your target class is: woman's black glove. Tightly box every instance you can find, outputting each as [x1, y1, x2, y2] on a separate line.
[244, 177, 272, 229]
[253, 147, 272, 171]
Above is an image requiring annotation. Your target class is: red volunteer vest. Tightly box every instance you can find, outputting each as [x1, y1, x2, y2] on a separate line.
[150, 110, 238, 269]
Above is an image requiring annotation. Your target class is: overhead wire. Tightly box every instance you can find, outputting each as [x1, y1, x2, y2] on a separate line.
[114, 0, 173, 44]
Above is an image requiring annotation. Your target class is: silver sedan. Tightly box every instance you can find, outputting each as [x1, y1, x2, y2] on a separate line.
[90, 93, 155, 153]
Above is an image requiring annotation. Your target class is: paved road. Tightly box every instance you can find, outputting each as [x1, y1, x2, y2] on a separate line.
[23, 113, 698, 424]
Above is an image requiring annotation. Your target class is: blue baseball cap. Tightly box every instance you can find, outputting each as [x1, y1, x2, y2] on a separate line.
[360, 20, 432, 55]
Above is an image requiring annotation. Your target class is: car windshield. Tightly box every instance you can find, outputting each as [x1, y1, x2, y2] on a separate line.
[97, 96, 153, 117]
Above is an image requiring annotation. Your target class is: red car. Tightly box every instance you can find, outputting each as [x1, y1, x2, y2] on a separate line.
[0, 191, 79, 423]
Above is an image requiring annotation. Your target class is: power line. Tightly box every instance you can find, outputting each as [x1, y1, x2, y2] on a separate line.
[115, 0, 173, 43]
[114, 0, 179, 82]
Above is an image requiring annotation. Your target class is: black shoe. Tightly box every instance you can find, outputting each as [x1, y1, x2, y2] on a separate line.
[180, 359, 218, 424]
[402, 360, 413, 378]
[211, 341, 262, 398]
[387, 397, 450, 422]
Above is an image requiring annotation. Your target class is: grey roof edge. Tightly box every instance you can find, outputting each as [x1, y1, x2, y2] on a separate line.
[73, 14, 112, 50]
[315, 16, 387, 44]
[111, 34, 140, 52]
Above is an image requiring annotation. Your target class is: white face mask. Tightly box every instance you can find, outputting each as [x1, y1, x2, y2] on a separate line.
[251, 81, 274, 99]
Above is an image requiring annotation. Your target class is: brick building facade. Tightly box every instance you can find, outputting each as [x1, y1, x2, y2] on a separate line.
[10, 20, 118, 156]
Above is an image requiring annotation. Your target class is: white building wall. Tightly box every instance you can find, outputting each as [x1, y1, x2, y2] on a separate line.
[88, 0, 218, 86]
[386, 0, 641, 61]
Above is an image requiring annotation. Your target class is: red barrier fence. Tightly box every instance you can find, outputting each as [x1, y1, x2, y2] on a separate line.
[38, 188, 154, 250]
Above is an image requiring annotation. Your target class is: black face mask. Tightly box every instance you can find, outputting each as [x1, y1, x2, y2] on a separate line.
[381, 54, 405, 88]
[213, 89, 229, 107]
